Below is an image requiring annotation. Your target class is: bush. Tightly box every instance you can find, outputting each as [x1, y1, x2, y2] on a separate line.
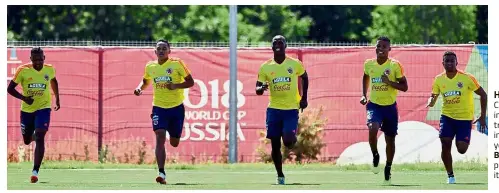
[255, 106, 327, 164]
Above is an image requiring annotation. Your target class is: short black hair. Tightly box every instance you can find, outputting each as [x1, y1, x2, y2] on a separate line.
[272, 35, 287, 47]
[31, 47, 44, 55]
[443, 51, 457, 59]
[156, 39, 170, 47]
[377, 36, 391, 43]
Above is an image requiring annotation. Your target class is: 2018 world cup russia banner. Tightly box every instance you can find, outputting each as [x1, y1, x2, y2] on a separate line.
[6, 45, 488, 163]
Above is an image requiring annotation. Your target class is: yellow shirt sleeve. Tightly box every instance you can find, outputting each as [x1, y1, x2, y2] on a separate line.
[257, 65, 268, 83]
[143, 64, 151, 80]
[431, 77, 440, 95]
[467, 73, 480, 91]
[363, 60, 370, 75]
[178, 60, 191, 78]
[13, 66, 24, 84]
[295, 60, 305, 76]
[50, 67, 56, 80]
[395, 62, 405, 79]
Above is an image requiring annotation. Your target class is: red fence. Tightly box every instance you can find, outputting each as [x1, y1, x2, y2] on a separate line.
[7, 45, 486, 163]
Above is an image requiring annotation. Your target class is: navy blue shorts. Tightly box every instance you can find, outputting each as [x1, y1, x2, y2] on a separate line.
[20, 108, 51, 136]
[266, 108, 299, 139]
[366, 102, 398, 136]
[439, 115, 472, 143]
[151, 104, 185, 138]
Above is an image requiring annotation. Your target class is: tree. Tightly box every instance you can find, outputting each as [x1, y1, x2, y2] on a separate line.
[476, 5, 488, 43]
[290, 5, 374, 42]
[364, 5, 477, 44]
[7, 5, 311, 43]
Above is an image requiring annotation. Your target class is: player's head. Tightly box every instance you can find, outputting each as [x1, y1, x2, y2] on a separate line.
[271, 35, 287, 54]
[375, 36, 391, 58]
[442, 51, 458, 72]
[155, 39, 171, 60]
[30, 47, 45, 68]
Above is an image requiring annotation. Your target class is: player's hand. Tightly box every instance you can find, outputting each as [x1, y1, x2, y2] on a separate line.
[134, 88, 142, 96]
[54, 100, 60, 111]
[257, 84, 269, 92]
[299, 99, 308, 112]
[426, 97, 435, 107]
[22, 96, 34, 105]
[381, 74, 390, 84]
[166, 83, 177, 90]
[473, 115, 487, 133]
[360, 96, 368, 105]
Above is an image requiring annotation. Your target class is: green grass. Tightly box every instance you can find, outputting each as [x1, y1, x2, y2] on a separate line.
[7, 161, 487, 190]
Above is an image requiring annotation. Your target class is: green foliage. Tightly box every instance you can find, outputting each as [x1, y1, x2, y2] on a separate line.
[6, 5, 487, 43]
[365, 5, 478, 44]
[256, 106, 327, 164]
[290, 5, 374, 42]
[7, 5, 311, 42]
[137, 141, 147, 165]
[7, 30, 20, 41]
[98, 145, 109, 163]
[84, 144, 90, 161]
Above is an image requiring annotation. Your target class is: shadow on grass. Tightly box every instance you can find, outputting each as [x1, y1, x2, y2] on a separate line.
[271, 183, 320, 186]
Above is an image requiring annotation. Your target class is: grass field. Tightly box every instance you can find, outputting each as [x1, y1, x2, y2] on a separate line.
[7, 161, 487, 190]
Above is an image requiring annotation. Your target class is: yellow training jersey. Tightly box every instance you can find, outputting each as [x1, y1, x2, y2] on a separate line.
[364, 58, 405, 106]
[432, 70, 480, 120]
[12, 64, 56, 113]
[257, 56, 305, 110]
[143, 58, 191, 109]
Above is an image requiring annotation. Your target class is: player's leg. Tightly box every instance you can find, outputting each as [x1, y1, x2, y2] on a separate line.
[366, 102, 382, 174]
[380, 103, 398, 182]
[151, 107, 167, 184]
[454, 120, 472, 154]
[282, 109, 299, 149]
[266, 108, 285, 184]
[439, 115, 456, 184]
[166, 104, 185, 148]
[31, 108, 51, 183]
[20, 111, 36, 145]
[271, 137, 285, 184]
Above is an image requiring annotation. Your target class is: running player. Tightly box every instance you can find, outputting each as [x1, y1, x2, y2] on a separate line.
[134, 40, 194, 184]
[255, 35, 309, 185]
[7, 47, 61, 183]
[360, 36, 408, 183]
[427, 51, 487, 184]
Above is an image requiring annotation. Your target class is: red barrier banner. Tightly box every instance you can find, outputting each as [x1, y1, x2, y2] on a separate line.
[7, 45, 483, 163]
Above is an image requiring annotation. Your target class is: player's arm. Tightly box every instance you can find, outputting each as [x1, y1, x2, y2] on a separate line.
[168, 60, 194, 90]
[255, 81, 268, 95]
[474, 87, 487, 120]
[427, 94, 439, 107]
[135, 65, 151, 96]
[469, 73, 487, 130]
[382, 63, 408, 92]
[7, 81, 26, 101]
[136, 78, 151, 91]
[360, 72, 370, 105]
[171, 74, 194, 89]
[7, 68, 32, 104]
[362, 73, 369, 98]
[382, 75, 408, 92]
[298, 71, 309, 101]
[255, 65, 268, 95]
[50, 77, 61, 110]
[427, 77, 439, 107]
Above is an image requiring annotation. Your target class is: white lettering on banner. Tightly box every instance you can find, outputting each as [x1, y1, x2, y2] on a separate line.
[183, 79, 209, 108]
[179, 79, 248, 141]
[183, 79, 245, 109]
[185, 111, 246, 121]
[166, 122, 247, 141]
